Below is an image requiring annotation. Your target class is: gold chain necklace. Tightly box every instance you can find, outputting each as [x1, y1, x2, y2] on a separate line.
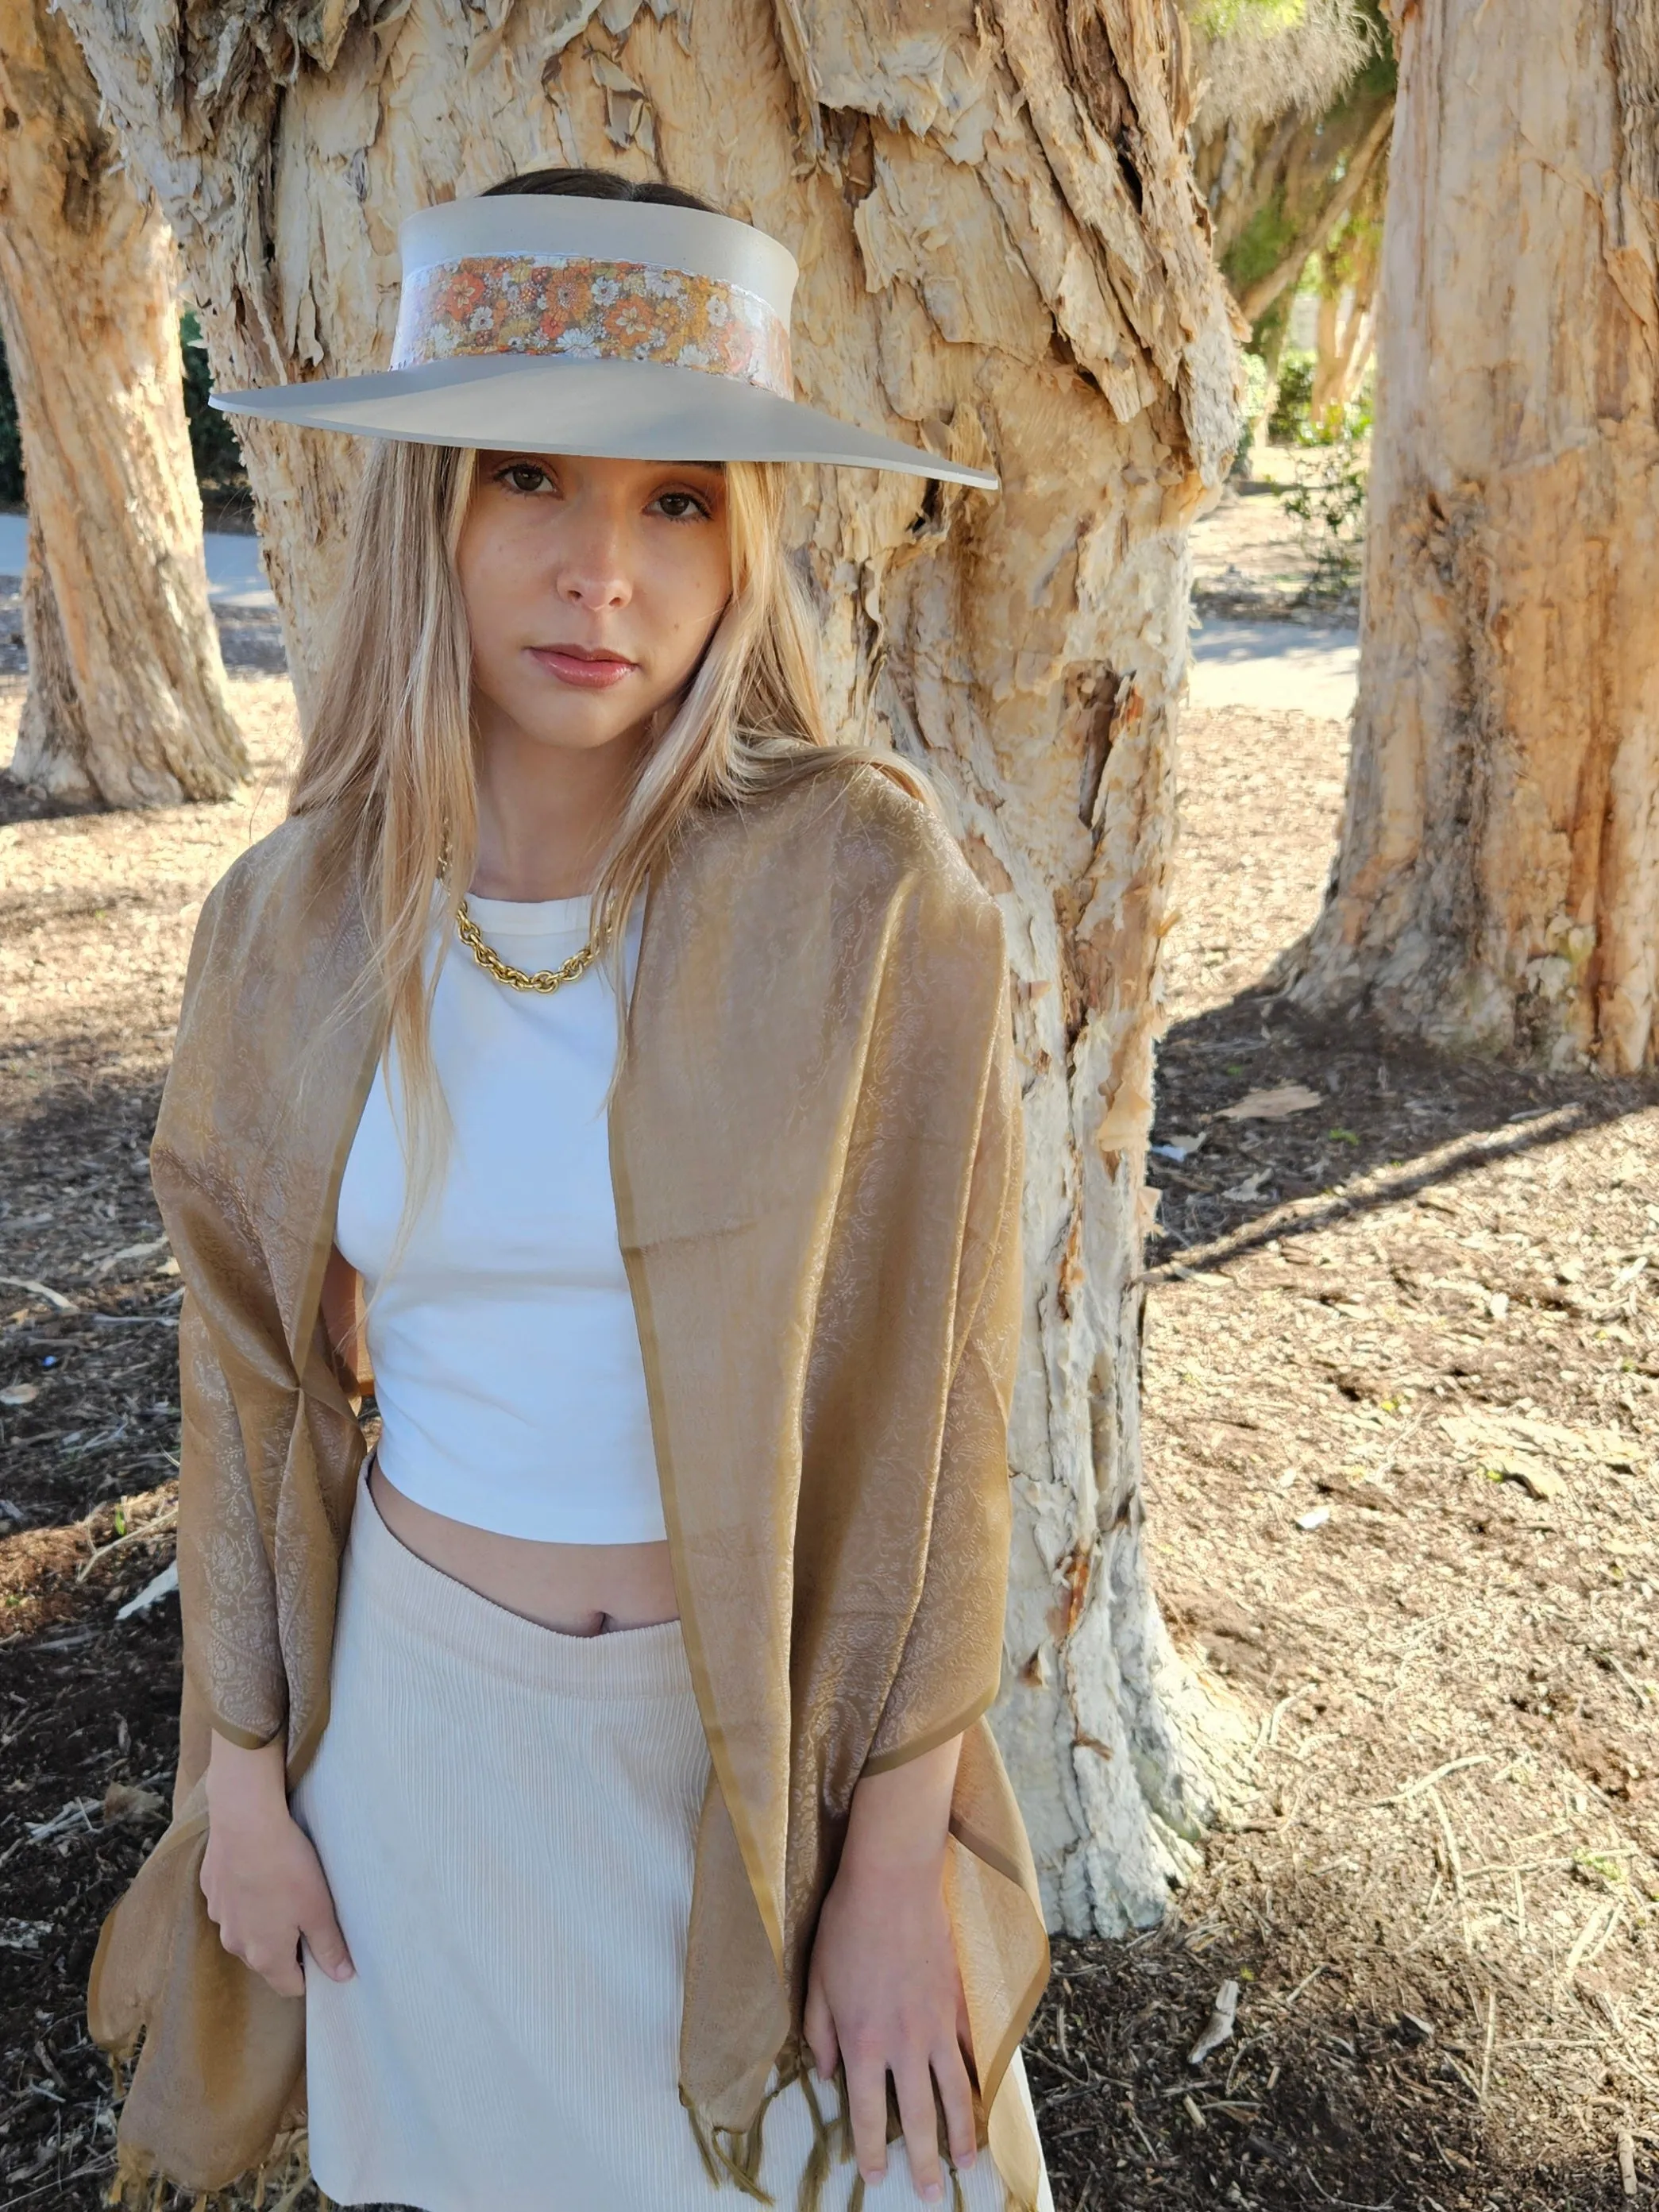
[455, 896, 598, 995]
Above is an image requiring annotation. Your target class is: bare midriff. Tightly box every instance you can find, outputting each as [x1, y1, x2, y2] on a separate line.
[324, 1246, 679, 1637]
[365, 1463, 679, 1635]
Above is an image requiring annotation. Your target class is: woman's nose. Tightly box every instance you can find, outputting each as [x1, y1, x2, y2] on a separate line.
[554, 514, 632, 610]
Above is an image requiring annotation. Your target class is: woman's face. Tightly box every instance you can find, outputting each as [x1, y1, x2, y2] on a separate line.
[456, 450, 733, 766]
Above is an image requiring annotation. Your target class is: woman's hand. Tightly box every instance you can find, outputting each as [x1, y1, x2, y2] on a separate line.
[804, 1736, 977, 2203]
[201, 1731, 354, 1999]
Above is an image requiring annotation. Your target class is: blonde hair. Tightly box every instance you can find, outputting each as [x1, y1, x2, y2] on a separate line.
[288, 435, 936, 1256]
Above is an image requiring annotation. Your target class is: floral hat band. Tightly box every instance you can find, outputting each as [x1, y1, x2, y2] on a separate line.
[391, 255, 795, 400]
[211, 191, 1000, 492]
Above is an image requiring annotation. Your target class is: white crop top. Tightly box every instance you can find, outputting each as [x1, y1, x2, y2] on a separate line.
[334, 887, 666, 1545]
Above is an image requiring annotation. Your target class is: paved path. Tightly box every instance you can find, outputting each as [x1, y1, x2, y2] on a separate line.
[1186, 617, 1358, 719]
[0, 512, 275, 609]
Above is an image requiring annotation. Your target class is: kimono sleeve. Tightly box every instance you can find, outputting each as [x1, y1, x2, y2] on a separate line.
[861, 938, 1024, 1774]
[151, 1153, 291, 1755]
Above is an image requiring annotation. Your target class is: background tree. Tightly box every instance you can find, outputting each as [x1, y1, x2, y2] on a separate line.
[0, 0, 247, 807]
[1308, 175, 1384, 422]
[1285, 0, 1659, 1072]
[1190, 0, 1395, 377]
[63, 0, 1244, 1936]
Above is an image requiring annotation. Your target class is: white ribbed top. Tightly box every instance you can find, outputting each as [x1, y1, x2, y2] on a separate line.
[334, 888, 665, 1544]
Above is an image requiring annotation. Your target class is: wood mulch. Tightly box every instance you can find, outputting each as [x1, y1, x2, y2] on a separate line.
[1, 645, 1654, 2210]
[1024, 698, 1658, 2212]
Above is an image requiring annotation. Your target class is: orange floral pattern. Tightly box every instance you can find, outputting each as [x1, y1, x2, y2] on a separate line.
[392, 255, 793, 396]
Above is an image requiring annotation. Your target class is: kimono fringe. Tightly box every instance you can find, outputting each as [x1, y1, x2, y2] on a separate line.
[101, 2116, 314, 2212]
[685, 2044, 989, 2212]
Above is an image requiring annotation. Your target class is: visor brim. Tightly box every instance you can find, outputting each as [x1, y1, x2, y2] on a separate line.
[211, 353, 999, 492]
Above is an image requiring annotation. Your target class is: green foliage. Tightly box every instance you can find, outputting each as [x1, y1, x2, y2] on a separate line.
[1281, 438, 1368, 598]
[0, 329, 25, 505]
[0, 312, 246, 517]
[1191, 0, 1307, 33]
[1231, 348, 1273, 475]
[1222, 195, 1302, 299]
[179, 310, 248, 496]
[1268, 347, 1315, 441]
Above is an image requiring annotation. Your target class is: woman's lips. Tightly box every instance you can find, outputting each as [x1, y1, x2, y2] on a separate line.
[529, 647, 637, 689]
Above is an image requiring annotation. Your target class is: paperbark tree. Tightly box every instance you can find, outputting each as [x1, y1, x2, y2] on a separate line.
[63, 0, 1244, 1938]
[1310, 258, 1376, 417]
[0, 0, 246, 807]
[1286, 0, 1659, 1071]
[1191, 0, 1394, 368]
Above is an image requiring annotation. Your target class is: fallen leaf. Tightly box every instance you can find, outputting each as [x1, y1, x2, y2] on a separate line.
[1439, 1411, 1639, 1479]
[1223, 1168, 1274, 1201]
[0, 1382, 39, 1407]
[0, 1276, 75, 1312]
[1189, 1979, 1240, 2066]
[100, 1781, 164, 1827]
[114, 1559, 179, 1619]
[1495, 1456, 1564, 1501]
[1218, 1084, 1324, 1121]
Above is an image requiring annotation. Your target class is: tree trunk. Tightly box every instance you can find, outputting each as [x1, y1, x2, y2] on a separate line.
[1310, 280, 1376, 419]
[64, 0, 1244, 1936]
[0, 0, 246, 808]
[1286, 0, 1659, 1072]
[12, 534, 93, 801]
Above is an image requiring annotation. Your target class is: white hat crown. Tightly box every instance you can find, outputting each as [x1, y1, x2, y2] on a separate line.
[390, 196, 799, 397]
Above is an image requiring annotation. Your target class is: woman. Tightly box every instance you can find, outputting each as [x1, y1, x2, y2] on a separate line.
[87, 168, 1052, 2212]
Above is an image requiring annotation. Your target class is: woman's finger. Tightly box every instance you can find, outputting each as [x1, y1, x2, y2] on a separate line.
[803, 1971, 839, 2080]
[843, 2038, 891, 2185]
[299, 1903, 355, 1982]
[893, 2055, 947, 2204]
[933, 2039, 978, 2173]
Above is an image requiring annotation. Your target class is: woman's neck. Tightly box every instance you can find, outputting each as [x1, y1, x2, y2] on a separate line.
[469, 712, 649, 901]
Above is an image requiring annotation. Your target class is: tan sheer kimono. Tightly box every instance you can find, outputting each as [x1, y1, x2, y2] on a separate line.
[86, 756, 1051, 2209]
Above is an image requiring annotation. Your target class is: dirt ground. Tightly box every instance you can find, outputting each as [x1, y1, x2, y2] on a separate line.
[2, 576, 1655, 2209]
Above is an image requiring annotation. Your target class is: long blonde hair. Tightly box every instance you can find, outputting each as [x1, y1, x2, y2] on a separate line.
[287, 433, 937, 1244]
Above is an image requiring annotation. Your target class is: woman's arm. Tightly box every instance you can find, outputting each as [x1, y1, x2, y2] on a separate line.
[201, 1731, 356, 1998]
[804, 1735, 978, 2204]
[319, 1244, 372, 1396]
[804, 906, 1025, 2200]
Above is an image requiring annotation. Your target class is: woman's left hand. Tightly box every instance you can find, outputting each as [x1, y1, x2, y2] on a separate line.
[804, 1752, 978, 2202]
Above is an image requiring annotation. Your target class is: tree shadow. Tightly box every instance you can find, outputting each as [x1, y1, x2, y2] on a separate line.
[0, 768, 107, 828]
[1146, 983, 1657, 1275]
[1033, 1888, 1642, 2210]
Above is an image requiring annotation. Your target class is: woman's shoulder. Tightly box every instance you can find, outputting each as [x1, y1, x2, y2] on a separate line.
[168, 810, 357, 1071]
[726, 748, 998, 924]
[194, 809, 349, 955]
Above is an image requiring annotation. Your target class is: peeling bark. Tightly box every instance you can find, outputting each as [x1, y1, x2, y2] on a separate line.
[0, 0, 246, 808]
[64, 0, 1246, 1933]
[1287, 0, 1659, 1073]
[12, 535, 93, 802]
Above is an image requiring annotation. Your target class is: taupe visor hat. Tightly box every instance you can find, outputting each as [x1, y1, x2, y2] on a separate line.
[211, 192, 1000, 492]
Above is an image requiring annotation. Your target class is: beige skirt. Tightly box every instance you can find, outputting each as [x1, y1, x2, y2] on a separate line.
[287, 1461, 1051, 2212]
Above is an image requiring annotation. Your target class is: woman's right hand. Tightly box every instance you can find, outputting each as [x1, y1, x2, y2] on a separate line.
[201, 1730, 354, 1998]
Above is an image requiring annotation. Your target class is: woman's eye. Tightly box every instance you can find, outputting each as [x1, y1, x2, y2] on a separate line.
[654, 490, 711, 522]
[502, 464, 552, 495]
